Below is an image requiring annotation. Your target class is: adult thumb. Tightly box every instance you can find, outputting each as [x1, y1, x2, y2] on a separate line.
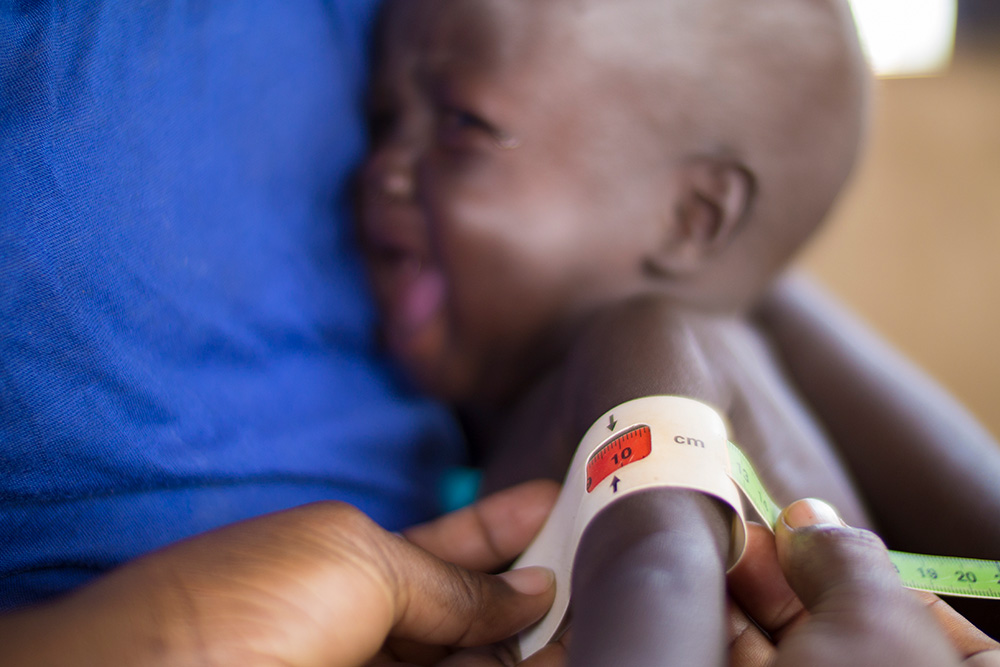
[776, 499, 901, 609]
[387, 549, 556, 649]
[771, 499, 959, 667]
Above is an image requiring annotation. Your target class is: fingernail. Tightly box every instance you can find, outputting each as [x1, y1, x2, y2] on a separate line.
[781, 498, 846, 530]
[499, 567, 555, 596]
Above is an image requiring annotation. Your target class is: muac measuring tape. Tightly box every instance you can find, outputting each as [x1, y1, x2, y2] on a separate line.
[511, 395, 1000, 659]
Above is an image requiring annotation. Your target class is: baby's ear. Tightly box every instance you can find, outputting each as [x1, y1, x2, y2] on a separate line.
[646, 157, 756, 277]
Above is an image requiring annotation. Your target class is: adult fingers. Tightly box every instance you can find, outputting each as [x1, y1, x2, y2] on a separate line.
[383, 540, 556, 650]
[967, 652, 1000, 667]
[771, 499, 960, 667]
[377, 608, 568, 667]
[432, 635, 567, 667]
[727, 506, 1000, 667]
[914, 591, 1000, 663]
[727, 596, 775, 667]
[727, 522, 807, 643]
[725, 522, 784, 667]
[403, 480, 560, 572]
[285, 502, 555, 667]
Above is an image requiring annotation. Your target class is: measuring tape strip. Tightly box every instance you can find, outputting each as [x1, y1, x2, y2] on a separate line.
[727, 438, 1000, 601]
[512, 396, 748, 658]
[511, 395, 1000, 660]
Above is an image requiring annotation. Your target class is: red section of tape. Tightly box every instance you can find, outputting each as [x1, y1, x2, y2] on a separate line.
[586, 425, 652, 493]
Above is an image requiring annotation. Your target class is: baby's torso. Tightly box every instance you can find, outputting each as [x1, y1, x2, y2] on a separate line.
[692, 315, 871, 527]
[480, 300, 872, 528]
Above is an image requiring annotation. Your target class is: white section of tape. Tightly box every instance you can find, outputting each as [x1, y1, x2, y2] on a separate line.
[511, 395, 747, 659]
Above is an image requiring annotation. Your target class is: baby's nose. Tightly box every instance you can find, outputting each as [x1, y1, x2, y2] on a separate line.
[380, 167, 413, 200]
[365, 149, 415, 202]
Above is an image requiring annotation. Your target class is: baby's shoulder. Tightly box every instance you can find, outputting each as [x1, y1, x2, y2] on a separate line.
[571, 295, 709, 360]
[557, 296, 732, 430]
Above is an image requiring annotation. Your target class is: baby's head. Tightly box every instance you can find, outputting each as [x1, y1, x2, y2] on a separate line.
[359, 0, 869, 405]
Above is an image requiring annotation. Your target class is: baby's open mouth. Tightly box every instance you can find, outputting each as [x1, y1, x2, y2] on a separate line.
[364, 232, 445, 343]
[368, 239, 423, 278]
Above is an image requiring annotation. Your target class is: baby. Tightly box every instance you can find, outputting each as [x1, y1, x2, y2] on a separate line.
[359, 0, 1000, 662]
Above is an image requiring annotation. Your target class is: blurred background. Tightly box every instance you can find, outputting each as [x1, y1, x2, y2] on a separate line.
[799, 0, 1000, 437]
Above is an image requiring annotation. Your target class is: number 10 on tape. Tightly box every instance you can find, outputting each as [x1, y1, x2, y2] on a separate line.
[727, 440, 1000, 600]
[586, 425, 652, 492]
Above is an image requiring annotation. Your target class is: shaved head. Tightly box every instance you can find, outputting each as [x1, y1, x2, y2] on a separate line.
[549, 0, 871, 297]
[369, 0, 870, 329]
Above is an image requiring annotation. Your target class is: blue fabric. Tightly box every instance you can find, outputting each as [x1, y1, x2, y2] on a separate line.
[0, 1, 464, 610]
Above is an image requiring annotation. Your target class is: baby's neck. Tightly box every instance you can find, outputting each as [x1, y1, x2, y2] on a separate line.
[471, 297, 749, 493]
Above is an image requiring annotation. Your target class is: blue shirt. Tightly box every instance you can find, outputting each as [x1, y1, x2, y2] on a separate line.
[0, 1, 463, 610]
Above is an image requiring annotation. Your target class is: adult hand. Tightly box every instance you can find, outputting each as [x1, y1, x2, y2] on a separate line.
[0, 481, 560, 667]
[380, 479, 570, 666]
[727, 499, 1000, 667]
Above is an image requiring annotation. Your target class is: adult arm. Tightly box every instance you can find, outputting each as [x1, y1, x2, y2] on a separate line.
[728, 499, 1000, 666]
[755, 272, 1000, 635]
[0, 482, 559, 667]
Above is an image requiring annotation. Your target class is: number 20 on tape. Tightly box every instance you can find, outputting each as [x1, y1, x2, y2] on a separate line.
[726, 440, 1000, 600]
[581, 417, 1000, 600]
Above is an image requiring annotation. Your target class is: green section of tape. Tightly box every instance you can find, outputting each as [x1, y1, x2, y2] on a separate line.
[726, 441, 1000, 600]
[727, 441, 782, 528]
[888, 551, 1000, 600]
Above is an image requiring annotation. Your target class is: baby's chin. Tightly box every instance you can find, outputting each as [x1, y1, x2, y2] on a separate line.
[381, 305, 513, 406]
[385, 320, 472, 403]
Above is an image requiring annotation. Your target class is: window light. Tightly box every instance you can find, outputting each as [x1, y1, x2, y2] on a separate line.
[848, 0, 957, 77]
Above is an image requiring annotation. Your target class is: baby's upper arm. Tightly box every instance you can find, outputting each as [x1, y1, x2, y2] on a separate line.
[552, 297, 736, 665]
[559, 296, 729, 443]
[569, 487, 733, 666]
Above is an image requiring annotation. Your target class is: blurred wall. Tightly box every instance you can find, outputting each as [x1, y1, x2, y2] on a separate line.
[959, 0, 1000, 32]
[798, 41, 1000, 439]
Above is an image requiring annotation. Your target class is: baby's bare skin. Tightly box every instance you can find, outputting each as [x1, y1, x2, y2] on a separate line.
[359, 1, 875, 663]
[476, 297, 871, 665]
[360, 0, 1000, 662]
[481, 299, 871, 530]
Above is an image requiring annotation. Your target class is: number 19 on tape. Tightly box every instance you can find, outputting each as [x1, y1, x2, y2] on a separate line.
[889, 551, 1000, 600]
[726, 440, 1000, 600]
